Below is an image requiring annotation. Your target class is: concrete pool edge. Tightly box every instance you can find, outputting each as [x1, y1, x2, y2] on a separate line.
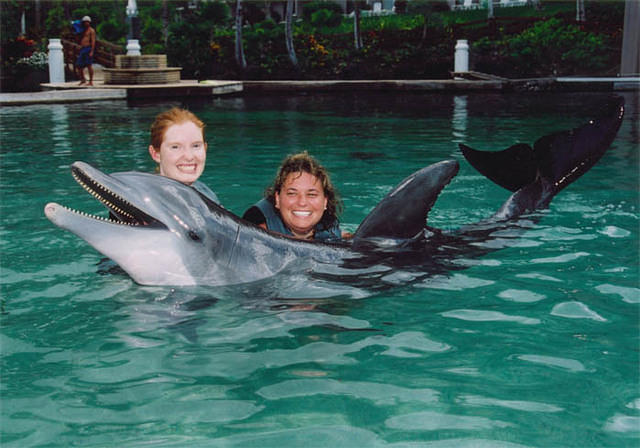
[1, 77, 638, 106]
[0, 88, 127, 105]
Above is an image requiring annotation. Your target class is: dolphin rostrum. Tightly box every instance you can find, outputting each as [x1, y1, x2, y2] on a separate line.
[44, 97, 624, 287]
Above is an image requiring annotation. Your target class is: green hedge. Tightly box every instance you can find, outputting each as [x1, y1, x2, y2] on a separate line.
[472, 18, 614, 77]
[0, 0, 623, 83]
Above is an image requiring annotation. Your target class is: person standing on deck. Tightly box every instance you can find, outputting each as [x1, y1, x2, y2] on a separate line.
[76, 16, 96, 86]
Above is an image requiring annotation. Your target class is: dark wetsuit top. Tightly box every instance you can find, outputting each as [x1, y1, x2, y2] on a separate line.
[243, 198, 341, 241]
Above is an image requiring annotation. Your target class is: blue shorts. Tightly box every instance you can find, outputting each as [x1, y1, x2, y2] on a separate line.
[76, 46, 93, 68]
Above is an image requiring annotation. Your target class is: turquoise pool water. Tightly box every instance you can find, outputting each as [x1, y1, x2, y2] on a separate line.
[1, 92, 638, 446]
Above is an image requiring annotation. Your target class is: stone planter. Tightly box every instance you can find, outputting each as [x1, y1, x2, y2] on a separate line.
[103, 55, 182, 85]
[1, 68, 48, 92]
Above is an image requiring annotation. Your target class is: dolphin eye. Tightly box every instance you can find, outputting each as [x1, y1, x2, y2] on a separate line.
[188, 230, 201, 241]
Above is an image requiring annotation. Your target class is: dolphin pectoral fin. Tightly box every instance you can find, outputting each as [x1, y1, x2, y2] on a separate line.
[533, 96, 625, 192]
[353, 160, 459, 241]
[460, 143, 537, 192]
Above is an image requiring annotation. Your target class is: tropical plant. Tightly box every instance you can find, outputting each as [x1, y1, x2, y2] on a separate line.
[472, 17, 610, 77]
[302, 1, 343, 28]
[16, 50, 48, 70]
[406, 0, 448, 41]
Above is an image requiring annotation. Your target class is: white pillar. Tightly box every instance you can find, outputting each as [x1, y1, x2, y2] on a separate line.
[126, 39, 141, 56]
[454, 39, 469, 74]
[48, 38, 65, 83]
[126, 0, 138, 16]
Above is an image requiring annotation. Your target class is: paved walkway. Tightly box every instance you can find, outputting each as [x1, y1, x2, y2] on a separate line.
[0, 88, 127, 105]
[0, 64, 243, 105]
[1, 80, 243, 105]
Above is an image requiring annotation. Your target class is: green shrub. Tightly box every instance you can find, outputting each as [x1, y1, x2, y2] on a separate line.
[16, 51, 48, 70]
[310, 8, 343, 28]
[200, 1, 231, 24]
[302, 1, 344, 22]
[97, 19, 127, 44]
[142, 43, 165, 55]
[167, 18, 212, 78]
[44, 5, 67, 37]
[472, 17, 611, 77]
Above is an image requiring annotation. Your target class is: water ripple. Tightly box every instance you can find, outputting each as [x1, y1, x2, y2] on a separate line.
[385, 410, 512, 431]
[213, 426, 382, 447]
[457, 394, 564, 413]
[417, 274, 494, 291]
[531, 252, 590, 264]
[551, 301, 607, 321]
[598, 225, 632, 238]
[399, 439, 530, 448]
[526, 226, 595, 241]
[257, 379, 439, 405]
[85, 331, 452, 381]
[604, 414, 640, 433]
[596, 284, 640, 304]
[515, 354, 588, 372]
[516, 273, 562, 282]
[441, 310, 540, 325]
[498, 289, 546, 303]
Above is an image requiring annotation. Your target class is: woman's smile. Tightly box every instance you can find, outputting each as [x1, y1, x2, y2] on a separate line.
[275, 171, 328, 238]
[149, 121, 207, 185]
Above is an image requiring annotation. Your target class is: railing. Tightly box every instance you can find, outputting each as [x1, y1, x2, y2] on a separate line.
[452, 0, 529, 10]
[61, 38, 124, 69]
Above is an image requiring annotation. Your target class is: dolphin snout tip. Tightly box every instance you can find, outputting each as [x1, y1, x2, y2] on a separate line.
[44, 202, 58, 219]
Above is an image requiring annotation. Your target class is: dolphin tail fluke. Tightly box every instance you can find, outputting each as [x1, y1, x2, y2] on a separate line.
[532, 96, 624, 192]
[459, 143, 537, 192]
[460, 96, 625, 195]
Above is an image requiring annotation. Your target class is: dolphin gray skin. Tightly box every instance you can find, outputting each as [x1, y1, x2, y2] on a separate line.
[45, 163, 349, 286]
[43, 159, 458, 286]
[44, 97, 624, 287]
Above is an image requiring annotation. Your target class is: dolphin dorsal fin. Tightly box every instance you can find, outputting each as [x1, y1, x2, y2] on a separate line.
[353, 160, 459, 240]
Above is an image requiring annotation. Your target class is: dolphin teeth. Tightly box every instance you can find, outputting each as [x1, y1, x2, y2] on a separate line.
[72, 168, 141, 224]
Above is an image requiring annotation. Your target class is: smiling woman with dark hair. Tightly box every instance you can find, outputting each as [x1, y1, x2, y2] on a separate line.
[243, 152, 347, 241]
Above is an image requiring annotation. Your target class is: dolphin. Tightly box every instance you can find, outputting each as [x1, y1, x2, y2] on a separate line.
[44, 97, 624, 287]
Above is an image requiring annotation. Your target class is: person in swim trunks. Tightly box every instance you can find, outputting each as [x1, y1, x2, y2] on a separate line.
[76, 16, 96, 86]
[243, 152, 349, 241]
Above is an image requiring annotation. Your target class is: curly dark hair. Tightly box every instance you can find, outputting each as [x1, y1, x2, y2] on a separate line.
[265, 152, 343, 231]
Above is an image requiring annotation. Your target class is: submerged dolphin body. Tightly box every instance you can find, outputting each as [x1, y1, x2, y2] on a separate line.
[44, 98, 624, 287]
